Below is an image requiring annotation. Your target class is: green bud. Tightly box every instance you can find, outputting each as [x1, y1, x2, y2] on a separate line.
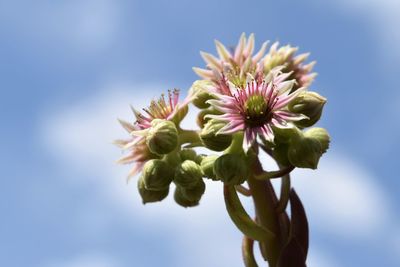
[194, 154, 206, 165]
[272, 125, 302, 144]
[288, 91, 326, 128]
[137, 178, 169, 204]
[181, 179, 206, 202]
[146, 119, 178, 155]
[287, 128, 330, 169]
[174, 160, 203, 188]
[272, 142, 291, 166]
[214, 154, 249, 185]
[174, 185, 200, 208]
[196, 108, 222, 128]
[189, 80, 215, 109]
[142, 159, 174, 191]
[304, 127, 330, 153]
[179, 149, 197, 162]
[200, 119, 232, 151]
[200, 154, 219, 180]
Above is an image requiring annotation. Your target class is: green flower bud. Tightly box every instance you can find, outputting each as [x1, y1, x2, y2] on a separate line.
[196, 108, 222, 128]
[272, 142, 291, 166]
[181, 179, 206, 202]
[174, 160, 203, 188]
[304, 127, 330, 153]
[146, 119, 178, 155]
[214, 154, 249, 185]
[137, 178, 169, 204]
[194, 154, 206, 165]
[288, 128, 330, 169]
[180, 149, 197, 162]
[174, 185, 199, 208]
[288, 91, 326, 128]
[200, 119, 232, 151]
[142, 159, 174, 191]
[200, 154, 219, 180]
[272, 125, 302, 144]
[189, 80, 215, 109]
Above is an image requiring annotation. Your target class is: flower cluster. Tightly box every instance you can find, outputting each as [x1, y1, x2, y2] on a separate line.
[116, 33, 329, 206]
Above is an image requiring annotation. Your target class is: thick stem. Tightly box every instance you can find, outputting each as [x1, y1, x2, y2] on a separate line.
[242, 235, 258, 267]
[247, 157, 281, 267]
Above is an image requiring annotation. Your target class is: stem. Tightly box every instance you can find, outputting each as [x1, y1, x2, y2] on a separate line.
[255, 166, 295, 180]
[242, 235, 258, 267]
[276, 172, 291, 213]
[247, 157, 281, 267]
[235, 184, 252, 197]
[179, 129, 200, 145]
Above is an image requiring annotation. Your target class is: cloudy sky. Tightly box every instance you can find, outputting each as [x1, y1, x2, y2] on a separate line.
[1, 0, 399, 266]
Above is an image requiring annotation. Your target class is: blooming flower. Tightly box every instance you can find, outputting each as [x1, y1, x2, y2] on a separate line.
[193, 33, 268, 89]
[122, 89, 182, 150]
[264, 42, 317, 90]
[207, 69, 307, 151]
[115, 89, 186, 178]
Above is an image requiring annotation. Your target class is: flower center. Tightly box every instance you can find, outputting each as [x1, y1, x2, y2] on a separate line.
[244, 95, 272, 127]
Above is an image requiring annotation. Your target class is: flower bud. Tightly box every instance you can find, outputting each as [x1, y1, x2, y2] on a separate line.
[174, 160, 203, 188]
[200, 119, 232, 151]
[200, 154, 219, 180]
[272, 142, 291, 166]
[142, 159, 174, 191]
[214, 154, 249, 185]
[287, 127, 330, 169]
[272, 125, 302, 144]
[180, 149, 197, 162]
[137, 178, 169, 204]
[189, 80, 215, 109]
[146, 119, 178, 155]
[181, 180, 206, 202]
[288, 91, 326, 128]
[196, 108, 222, 128]
[174, 185, 200, 208]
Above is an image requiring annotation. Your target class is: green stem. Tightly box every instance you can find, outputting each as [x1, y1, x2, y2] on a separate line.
[242, 235, 259, 267]
[179, 129, 201, 145]
[276, 172, 291, 213]
[247, 157, 281, 267]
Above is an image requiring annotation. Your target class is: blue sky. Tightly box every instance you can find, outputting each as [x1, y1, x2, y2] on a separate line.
[1, 0, 399, 266]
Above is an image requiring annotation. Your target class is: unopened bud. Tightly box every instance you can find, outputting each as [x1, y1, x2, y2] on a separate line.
[146, 119, 178, 155]
[287, 127, 330, 169]
[174, 185, 200, 208]
[214, 154, 249, 185]
[137, 178, 169, 204]
[180, 180, 206, 202]
[200, 119, 232, 151]
[142, 159, 174, 191]
[200, 154, 219, 180]
[288, 91, 326, 128]
[189, 80, 215, 109]
[174, 160, 203, 188]
[196, 108, 221, 128]
[180, 149, 197, 162]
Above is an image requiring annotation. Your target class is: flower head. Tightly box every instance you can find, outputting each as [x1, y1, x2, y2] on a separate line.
[193, 33, 268, 89]
[207, 69, 307, 151]
[264, 42, 317, 90]
[115, 89, 186, 178]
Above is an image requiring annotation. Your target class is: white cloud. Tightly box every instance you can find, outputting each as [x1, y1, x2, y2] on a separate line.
[42, 254, 121, 267]
[1, 0, 118, 52]
[40, 86, 395, 266]
[312, 0, 400, 60]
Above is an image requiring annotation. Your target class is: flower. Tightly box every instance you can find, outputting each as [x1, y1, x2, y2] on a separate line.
[207, 69, 307, 151]
[264, 42, 317, 90]
[121, 89, 183, 151]
[115, 89, 186, 178]
[193, 33, 268, 89]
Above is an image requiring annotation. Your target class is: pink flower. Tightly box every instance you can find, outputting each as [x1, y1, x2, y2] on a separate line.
[121, 89, 182, 150]
[207, 69, 307, 151]
[115, 89, 185, 178]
